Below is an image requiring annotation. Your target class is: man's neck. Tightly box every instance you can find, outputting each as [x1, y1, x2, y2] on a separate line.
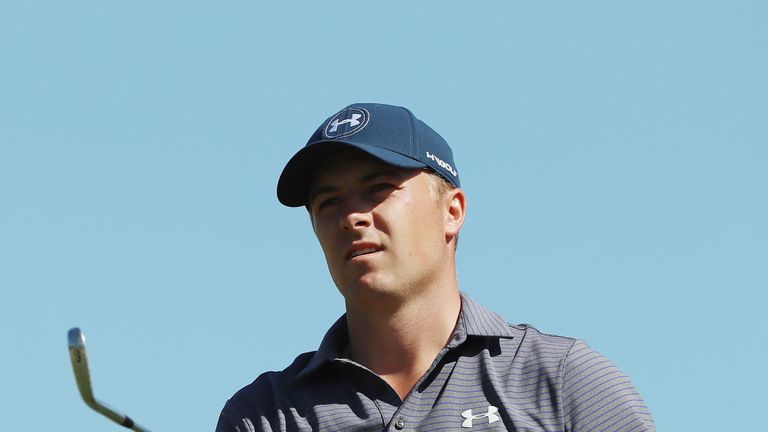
[345, 286, 462, 401]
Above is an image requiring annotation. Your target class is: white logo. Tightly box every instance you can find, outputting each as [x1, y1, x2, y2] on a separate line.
[426, 151, 458, 177]
[327, 114, 362, 133]
[323, 108, 370, 139]
[461, 406, 500, 428]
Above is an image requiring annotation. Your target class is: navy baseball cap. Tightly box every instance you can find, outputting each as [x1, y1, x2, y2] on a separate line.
[277, 103, 460, 207]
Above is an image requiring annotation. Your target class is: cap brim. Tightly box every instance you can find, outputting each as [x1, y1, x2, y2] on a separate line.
[277, 140, 426, 207]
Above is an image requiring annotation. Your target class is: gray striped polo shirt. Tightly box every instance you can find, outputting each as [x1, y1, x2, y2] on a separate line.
[216, 294, 654, 431]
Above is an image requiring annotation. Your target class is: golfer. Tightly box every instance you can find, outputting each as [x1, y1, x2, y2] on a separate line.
[216, 103, 655, 431]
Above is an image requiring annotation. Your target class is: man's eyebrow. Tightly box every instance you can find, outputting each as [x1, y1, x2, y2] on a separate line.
[308, 170, 402, 204]
[308, 185, 337, 205]
[360, 170, 395, 183]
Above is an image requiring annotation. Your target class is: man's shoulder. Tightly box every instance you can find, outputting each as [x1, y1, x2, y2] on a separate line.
[460, 293, 580, 367]
[507, 323, 618, 373]
[495, 322, 582, 376]
[509, 323, 581, 356]
[224, 350, 316, 414]
[511, 322, 576, 343]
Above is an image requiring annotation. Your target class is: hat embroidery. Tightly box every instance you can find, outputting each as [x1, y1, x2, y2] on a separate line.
[426, 151, 458, 177]
[323, 108, 370, 139]
[327, 114, 361, 133]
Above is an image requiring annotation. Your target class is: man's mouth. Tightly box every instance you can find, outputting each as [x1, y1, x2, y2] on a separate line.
[349, 248, 378, 259]
[346, 244, 381, 260]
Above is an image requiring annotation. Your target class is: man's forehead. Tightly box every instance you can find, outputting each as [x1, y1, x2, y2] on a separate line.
[308, 150, 419, 195]
[311, 150, 399, 183]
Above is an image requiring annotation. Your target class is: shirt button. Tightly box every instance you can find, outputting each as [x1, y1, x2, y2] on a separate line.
[394, 417, 405, 430]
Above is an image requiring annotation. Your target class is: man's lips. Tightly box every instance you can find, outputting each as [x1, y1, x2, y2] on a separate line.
[346, 243, 382, 260]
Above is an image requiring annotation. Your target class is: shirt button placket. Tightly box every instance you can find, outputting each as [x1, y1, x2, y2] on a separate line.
[394, 417, 405, 430]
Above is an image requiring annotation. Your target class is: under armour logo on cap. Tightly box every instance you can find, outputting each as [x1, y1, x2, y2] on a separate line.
[323, 107, 370, 139]
[461, 406, 500, 428]
[327, 113, 361, 133]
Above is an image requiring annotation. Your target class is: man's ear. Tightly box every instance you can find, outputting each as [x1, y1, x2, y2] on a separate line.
[444, 188, 466, 243]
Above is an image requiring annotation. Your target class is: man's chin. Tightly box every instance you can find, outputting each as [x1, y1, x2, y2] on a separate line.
[339, 279, 406, 308]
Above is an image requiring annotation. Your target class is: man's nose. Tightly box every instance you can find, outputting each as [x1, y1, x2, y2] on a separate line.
[339, 200, 372, 231]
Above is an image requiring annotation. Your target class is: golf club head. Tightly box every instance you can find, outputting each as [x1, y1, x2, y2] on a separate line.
[67, 327, 151, 432]
[68, 327, 97, 405]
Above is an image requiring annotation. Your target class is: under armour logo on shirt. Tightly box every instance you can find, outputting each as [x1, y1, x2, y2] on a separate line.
[461, 406, 500, 428]
[327, 114, 362, 133]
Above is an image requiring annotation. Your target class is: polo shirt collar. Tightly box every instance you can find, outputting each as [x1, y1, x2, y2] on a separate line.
[295, 292, 514, 380]
[296, 314, 349, 380]
[458, 293, 516, 338]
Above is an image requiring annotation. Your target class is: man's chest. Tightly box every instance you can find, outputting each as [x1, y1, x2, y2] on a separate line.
[281, 349, 562, 432]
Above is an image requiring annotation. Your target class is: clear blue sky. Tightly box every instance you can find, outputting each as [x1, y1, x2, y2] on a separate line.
[1, 1, 765, 431]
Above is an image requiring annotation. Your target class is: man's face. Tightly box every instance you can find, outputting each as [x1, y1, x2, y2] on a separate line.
[308, 149, 453, 308]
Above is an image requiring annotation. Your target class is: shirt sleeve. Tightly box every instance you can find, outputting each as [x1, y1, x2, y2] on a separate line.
[216, 399, 264, 432]
[215, 400, 241, 432]
[560, 340, 655, 432]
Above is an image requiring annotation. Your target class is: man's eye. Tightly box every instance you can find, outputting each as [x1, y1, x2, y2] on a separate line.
[317, 197, 339, 209]
[370, 183, 394, 193]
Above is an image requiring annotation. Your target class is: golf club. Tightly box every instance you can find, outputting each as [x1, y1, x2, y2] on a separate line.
[67, 327, 152, 432]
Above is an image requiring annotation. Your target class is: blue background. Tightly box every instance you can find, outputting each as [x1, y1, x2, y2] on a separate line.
[1, 1, 765, 431]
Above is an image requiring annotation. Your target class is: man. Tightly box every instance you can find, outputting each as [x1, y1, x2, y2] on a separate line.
[216, 103, 655, 431]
